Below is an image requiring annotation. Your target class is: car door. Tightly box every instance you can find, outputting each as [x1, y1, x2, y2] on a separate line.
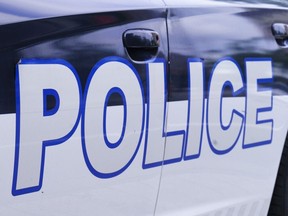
[155, 0, 288, 215]
[0, 1, 168, 215]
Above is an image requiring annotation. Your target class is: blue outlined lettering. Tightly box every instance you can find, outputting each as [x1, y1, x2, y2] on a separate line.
[143, 59, 185, 169]
[11, 56, 274, 196]
[207, 58, 244, 155]
[184, 59, 205, 160]
[13, 59, 82, 196]
[243, 58, 273, 148]
[82, 57, 144, 178]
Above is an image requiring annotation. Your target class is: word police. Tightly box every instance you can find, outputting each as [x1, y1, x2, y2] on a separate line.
[12, 57, 273, 195]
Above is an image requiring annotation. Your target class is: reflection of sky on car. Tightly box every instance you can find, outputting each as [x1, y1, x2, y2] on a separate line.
[164, 0, 288, 8]
[2, 0, 287, 26]
[0, 0, 164, 25]
[169, 8, 275, 58]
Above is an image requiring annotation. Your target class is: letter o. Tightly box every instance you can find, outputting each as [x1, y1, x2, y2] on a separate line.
[82, 57, 144, 178]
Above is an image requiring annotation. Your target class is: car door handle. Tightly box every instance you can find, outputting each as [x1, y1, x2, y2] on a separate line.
[123, 29, 160, 62]
[272, 23, 288, 46]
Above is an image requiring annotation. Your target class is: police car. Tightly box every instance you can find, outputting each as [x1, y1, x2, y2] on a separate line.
[0, 0, 287, 215]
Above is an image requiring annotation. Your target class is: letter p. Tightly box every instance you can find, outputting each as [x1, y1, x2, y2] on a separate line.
[12, 59, 81, 196]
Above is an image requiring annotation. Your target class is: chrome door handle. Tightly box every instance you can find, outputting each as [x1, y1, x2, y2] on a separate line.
[272, 23, 288, 46]
[123, 29, 160, 62]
